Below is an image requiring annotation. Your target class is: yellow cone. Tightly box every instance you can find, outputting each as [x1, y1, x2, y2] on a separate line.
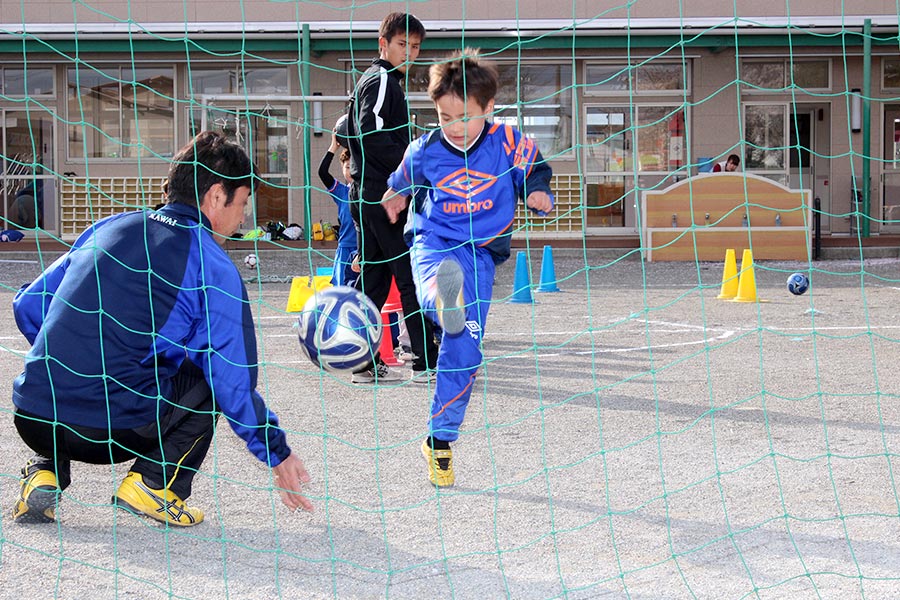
[716, 248, 739, 300]
[732, 249, 758, 303]
[285, 275, 333, 312]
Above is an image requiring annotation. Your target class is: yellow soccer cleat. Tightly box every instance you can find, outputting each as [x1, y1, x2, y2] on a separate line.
[13, 467, 60, 524]
[421, 440, 455, 487]
[113, 472, 204, 527]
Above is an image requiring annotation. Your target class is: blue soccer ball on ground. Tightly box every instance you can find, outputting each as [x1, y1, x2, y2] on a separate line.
[297, 286, 382, 373]
[787, 272, 810, 296]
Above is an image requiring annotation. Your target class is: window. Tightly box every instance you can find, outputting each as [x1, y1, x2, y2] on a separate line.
[493, 63, 572, 157]
[3, 68, 54, 96]
[742, 59, 830, 91]
[189, 66, 288, 96]
[585, 107, 630, 173]
[585, 62, 688, 95]
[636, 106, 685, 172]
[743, 103, 786, 171]
[67, 66, 174, 159]
[401, 59, 573, 157]
[584, 105, 686, 174]
[883, 58, 900, 91]
[585, 64, 631, 93]
[791, 61, 829, 89]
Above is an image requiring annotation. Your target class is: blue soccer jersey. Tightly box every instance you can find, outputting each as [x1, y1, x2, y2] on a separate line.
[387, 122, 553, 263]
[386, 122, 554, 447]
[326, 179, 358, 250]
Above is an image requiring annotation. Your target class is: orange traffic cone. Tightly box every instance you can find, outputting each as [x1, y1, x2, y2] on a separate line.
[379, 278, 404, 366]
[383, 277, 402, 313]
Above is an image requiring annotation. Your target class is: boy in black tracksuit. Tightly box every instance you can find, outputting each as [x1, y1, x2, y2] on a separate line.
[345, 12, 438, 384]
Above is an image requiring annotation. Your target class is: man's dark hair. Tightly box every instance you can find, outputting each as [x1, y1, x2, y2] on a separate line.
[428, 49, 498, 109]
[380, 12, 426, 42]
[727, 154, 741, 166]
[166, 131, 259, 207]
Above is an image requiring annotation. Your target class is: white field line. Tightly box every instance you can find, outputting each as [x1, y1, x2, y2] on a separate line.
[6, 318, 899, 361]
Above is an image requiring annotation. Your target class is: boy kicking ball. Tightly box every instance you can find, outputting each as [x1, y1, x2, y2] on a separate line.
[382, 49, 554, 486]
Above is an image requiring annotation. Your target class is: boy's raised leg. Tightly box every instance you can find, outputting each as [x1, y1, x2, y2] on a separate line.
[435, 259, 466, 335]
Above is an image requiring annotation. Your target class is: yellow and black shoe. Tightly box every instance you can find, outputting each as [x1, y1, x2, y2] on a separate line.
[421, 440, 455, 487]
[112, 472, 204, 527]
[13, 467, 60, 524]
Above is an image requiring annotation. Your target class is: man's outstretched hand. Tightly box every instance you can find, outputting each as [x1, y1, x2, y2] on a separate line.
[272, 452, 314, 512]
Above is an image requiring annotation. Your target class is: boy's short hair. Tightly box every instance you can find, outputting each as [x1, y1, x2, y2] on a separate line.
[380, 12, 426, 42]
[727, 154, 741, 166]
[339, 149, 351, 164]
[428, 49, 498, 109]
[166, 131, 259, 207]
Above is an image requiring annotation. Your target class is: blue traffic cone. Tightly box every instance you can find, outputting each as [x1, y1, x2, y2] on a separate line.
[537, 245, 561, 292]
[509, 251, 534, 303]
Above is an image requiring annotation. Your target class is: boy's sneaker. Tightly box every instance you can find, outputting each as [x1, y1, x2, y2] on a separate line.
[410, 369, 436, 384]
[421, 440, 455, 487]
[113, 472, 204, 527]
[13, 464, 60, 523]
[435, 260, 466, 336]
[351, 362, 403, 384]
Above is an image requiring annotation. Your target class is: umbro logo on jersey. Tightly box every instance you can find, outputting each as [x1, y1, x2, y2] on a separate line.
[437, 168, 498, 214]
[437, 168, 497, 199]
[443, 198, 494, 214]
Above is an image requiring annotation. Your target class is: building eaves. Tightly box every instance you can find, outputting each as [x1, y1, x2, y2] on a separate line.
[0, 16, 895, 39]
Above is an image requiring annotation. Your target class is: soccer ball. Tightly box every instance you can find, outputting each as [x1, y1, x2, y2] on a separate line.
[787, 272, 809, 295]
[297, 286, 382, 373]
[243, 253, 258, 269]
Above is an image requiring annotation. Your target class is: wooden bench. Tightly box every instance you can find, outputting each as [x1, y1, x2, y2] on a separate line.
[641, 173, 812, 262]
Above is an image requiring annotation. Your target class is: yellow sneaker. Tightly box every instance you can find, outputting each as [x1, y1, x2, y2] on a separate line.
[421, 440, 455, 487]
[113, 472, 204, 526]
[13, 467, 59, 523]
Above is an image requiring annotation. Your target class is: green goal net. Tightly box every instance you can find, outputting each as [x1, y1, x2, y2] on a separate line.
[1, 3, 899, 599]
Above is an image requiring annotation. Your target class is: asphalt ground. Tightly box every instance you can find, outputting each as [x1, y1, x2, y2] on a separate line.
[1, 246, 900, 599]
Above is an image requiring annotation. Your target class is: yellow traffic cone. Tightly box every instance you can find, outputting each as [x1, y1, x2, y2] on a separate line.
[732, 249, 758, 303]
[716, 248, 739, 300]
[285, 275, 333, 312]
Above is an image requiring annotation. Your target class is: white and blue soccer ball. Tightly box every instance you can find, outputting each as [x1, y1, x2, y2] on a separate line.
[787, 272, 810, 295]
[243, 253, 258, 269]
[297, 286, 382, 373]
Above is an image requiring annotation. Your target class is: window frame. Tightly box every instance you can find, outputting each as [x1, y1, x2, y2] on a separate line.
[66, 64, 176, 162]
[741, 58, 832, 93]
[350, 56, 575, 158]
[881, 57, 900, 92]
[187, 64, 290, 97]
[583, 103, 689, 176]
[2, 66, 56, 98]
[583, 60, 691, 97]
[741, 101, 788, 175]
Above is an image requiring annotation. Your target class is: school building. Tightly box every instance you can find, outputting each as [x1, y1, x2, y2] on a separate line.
[0, 2, 897, 247]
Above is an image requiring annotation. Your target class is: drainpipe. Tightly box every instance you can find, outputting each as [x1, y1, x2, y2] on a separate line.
[862, 18, 872, 237]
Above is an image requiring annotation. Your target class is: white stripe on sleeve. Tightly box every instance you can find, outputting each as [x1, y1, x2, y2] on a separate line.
[373, 68, 388, 131]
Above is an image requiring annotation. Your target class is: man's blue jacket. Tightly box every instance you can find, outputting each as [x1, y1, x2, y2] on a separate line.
[12, 202, 291, 466]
